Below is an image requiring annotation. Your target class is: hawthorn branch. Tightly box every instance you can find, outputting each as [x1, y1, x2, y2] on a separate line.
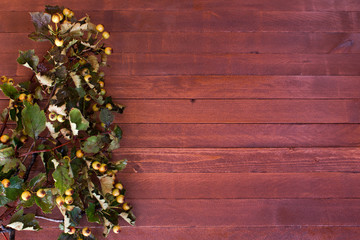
[0, 112, 9, 137]
[23, 153, 38, 182]
[0, 226, 14, 240]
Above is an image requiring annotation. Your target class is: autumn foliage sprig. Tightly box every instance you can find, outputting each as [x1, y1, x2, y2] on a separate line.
[0, 5, 135, 240]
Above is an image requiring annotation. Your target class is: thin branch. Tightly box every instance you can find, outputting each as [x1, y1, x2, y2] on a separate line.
[23, 153, 38, 182]
[35, 216, 63, 223]
[44, 83, 57, 110]
[1, 232, 8, 240]
[0, 112, 9, 137]
[0, 226, 14, 240]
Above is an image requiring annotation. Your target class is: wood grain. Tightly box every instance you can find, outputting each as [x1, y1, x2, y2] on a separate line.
[29, 199, 360, 227]
[15, 226, 360, 240]
[116, 147, 360, 173]
[2, 32, 360, 54]
[7, 75, 360, 99]
[1, 11, 360, 33]
[119, 124, 360, 148]
[3, 0, 360, 11]
[4, 53, 360, 76]
[117, 173, 360, 199]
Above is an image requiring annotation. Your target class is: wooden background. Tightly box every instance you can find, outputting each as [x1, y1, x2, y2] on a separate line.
[1, 0, 360, 239]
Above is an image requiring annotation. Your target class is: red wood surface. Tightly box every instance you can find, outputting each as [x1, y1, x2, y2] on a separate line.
[1, 0, 360, 239]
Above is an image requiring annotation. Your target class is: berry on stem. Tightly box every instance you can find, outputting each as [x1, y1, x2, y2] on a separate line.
[56, 196, 65, 205]
[96, 24, 104, 33]
[115, 183, 123, 190]
[18, 93, 27, 101]
[104, 47, 112, 55]
[65, 196, 74, 205]
[76, 149, 84, 158]
[21, 191, 32, 201]
[112, 188, 120, 197]
[0, 134, 9, 143]
[36, 189, 46, 198]
[82, 227, 91, 237]
[65, 188, 74, 196]
[92, 161, 101, 170]
[99, 164, 107, 173]
[116, 195, 125, 204]
[49, 112, 57, 121]
[1, 179, 10, 188]
[113, 225, 121, 234]
[102, 31, 110, 39]
[68, 226, 76, 235]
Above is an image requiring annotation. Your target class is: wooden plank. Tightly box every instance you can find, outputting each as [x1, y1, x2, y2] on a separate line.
[115, 147, 360, 173]
[4, 53, 360, 76]
[30, 199, 360, 226]
[1, 99, 360, 124]
[118, 124, 360, 148]
[114, 99, 360, 124]
[1, 11, 360, 33]
[3, 0, 360, 11]
[116, 173, 360, 199]
[8, 75, 360, 99]
[16, 226, 360, 240]
[2, 32, 360, 54]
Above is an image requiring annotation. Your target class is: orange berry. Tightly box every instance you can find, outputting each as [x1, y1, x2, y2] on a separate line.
[96, 24, 104, 33]
[112, 189, 120, 197]
[82, 227, 91, 237]
[102, 31, 110, 39]
[1, 179, 10, 188]
[18, 93, 27, 101]
[0, 134, 9, 143]
[65, 188, 74, 196]
[99, 164, 107, 173]
[104, 47, 112, 55]
[36, 189, 46, 198]
[113, 225, 121, 234]
[21, 191, 32, 201]
[68, 226, 76, 234]
[76, 150, 84, 158]
[92, 161, 101, 170]
[122, 202, 130, 211]
[115, 183, 123, 190]
[116, 195, 125, 204]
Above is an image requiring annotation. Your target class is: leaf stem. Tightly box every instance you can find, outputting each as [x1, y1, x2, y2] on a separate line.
[23, 153, 38, 182]
[0, 112, 9, 137]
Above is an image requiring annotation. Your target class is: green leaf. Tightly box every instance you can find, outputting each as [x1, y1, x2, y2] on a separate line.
[58, 233, 78, 240]
[107, 135, 119, 152]
[67, 206, 82, 225]
[0, 146, 20, 174]
[18, 81, 31, 91]
[7, 209, 41, 231]
[29, 173, 46, 189]
[29, 12, 51, 34]
[81, 135, 104, 154]
[113, 125, 122, 139]
[17, 49, 39, 71]
[52, 165, 74, 195]
[35, 189, 55, 213]
[69, 108, 89, 136]
[0, 83, 19, 100]
[114, 159, 127, 171]
[86, 202, 101, 223]
[21, 102, 46, 139]
[100, 108, 114, 126]
[0, 176, 23, 206]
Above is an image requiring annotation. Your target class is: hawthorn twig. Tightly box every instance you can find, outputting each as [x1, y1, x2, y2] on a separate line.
[23, 153, 38, 182]
[0, 112, 9, 137]
[1, 232, 8, 240]
[0, 226, 14, 240]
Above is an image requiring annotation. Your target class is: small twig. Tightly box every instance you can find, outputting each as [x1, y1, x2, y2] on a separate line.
[0, 226, 14, 240]
[0, 112, 9, 137]
[35, 216, 63, 223]
[44, 83, 57, 110]
[23, 153, 38, 182]
[1, 232, 8, 240]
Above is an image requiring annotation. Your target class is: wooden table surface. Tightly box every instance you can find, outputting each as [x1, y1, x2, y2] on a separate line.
[1, 0, 360, 239]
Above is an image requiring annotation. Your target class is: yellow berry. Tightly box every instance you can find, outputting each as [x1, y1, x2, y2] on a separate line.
[113, 225, 121, 234]
[49, 112, 57, 121]
[76, 150, 84, 158]
[36, 189, 46, 198]
[20, 135, 27, 143]
[52, 14, 60, 24]
[55, 38, 64, 47]
[92, 104, 99, 112]
[65, 188, 74, 196]
[104, 47, 112, 55]
[65, 196, 74, 205]
[98, 81, 104, 88]
[81, 68, 90, 76]
[68, 11, 74, 18]
[57, 114, 66, 123]
[112, 189, 120, 197]
[122, 202, 130, 211]
[102, 31, 110, 39]
[26, 94, 33, 102]
[1, 179, 10, 188]
[84, 95, 91, 101]
[66, 205, 75, 211]
[115, 183, 123, 190]
[56, 196, 65, 205]
[63, 8, 71, 16]
[1, 76, 7, 83]
[21, 191, 32, 201]
[84, 75, 92, 82]
[91, 161, 101, 170]
[0, 134, 9, 143]
[18, 93, 27, 101]
[7, 78, 14, 85]
[57, 13, 64, 21]
[100, 122, 106, 128]
[100, 89, 106, 96]
[96, 24, 104, 33]
[68, 226, 76, 234]
[99, 164, 107, 173]
[79, 59, 87, 65]
[63, 156, 71, 162]
[106, 103, 112, 110]
[116, 195, 125, 204]
[82, 227, 91, 237]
